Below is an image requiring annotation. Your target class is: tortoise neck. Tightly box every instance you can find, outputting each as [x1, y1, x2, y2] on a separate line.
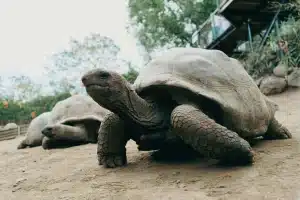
[115, 85, 166, 128]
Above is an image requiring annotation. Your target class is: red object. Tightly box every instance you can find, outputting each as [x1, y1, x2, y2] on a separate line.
[278, 40, 288, 53]
[31, 111, 36, 119]
[3, 101, 8, 108]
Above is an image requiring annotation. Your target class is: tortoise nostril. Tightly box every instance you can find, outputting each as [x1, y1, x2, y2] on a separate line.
[42, 127, 52, 134]
[81, 76, 87, 85]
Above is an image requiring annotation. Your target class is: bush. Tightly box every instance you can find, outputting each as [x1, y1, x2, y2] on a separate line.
[0, 92, 71, 125]
[122, 66, 139, 84]
[239, 2, 300, 78]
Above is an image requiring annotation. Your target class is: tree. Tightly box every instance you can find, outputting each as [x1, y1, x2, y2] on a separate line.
[47, 33, 140, 93]
[128, 0, 217, 52]
[49, 78, 75, 95]
[51, 33, 120, 71]
[26, 92, 71, 115]
[47, 33, 125, 93]
[9, 75, 42, 102]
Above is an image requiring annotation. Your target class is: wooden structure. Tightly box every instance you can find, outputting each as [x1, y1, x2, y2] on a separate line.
[192, 0, 295, 55]
[0, 124, 29, 141]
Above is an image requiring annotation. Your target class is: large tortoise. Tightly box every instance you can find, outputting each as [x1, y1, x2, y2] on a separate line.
[40, 94, 109, 149]
[17, 112, 51, 149]
[82, 47, 292, 168]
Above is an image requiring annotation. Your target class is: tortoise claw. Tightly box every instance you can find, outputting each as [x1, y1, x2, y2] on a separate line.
[98, 153, 127, 168]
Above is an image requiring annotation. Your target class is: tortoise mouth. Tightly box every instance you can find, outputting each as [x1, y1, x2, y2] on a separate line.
[85, 84, 103, 89]
[84, 82, 109, 90]
[85, 84, 111, 97]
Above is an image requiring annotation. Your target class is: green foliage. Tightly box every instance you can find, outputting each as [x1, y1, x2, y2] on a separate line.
[240, 2, 300, 78]
[0, 92, 71, 125]
[122, 66, 139, 84]
[25, 92, 71, 115]
[128, 0, 216, 52]
[241, 16, 300, 78]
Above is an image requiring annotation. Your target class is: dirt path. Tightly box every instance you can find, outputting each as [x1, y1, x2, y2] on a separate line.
[1, 88, 300, 200]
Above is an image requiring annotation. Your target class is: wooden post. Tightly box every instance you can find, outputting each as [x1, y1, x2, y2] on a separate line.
[17, 125, 20, 136]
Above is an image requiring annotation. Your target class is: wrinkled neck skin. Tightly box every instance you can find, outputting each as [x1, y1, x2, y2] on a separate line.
[102, 83, 167, 129]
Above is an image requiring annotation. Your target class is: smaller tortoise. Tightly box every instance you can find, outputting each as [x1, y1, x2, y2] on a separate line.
[4, 123, 18, 130]
[17, 112, 51, 149]
[82, 47, 292, 168]
[41, 94, 109, 149]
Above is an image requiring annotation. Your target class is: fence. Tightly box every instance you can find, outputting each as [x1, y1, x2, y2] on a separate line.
[0, 124, 29, 142]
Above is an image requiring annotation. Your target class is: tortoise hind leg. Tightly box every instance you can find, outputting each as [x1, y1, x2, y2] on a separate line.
[263, 118, 292, 140]
[171, 104, 255, 165]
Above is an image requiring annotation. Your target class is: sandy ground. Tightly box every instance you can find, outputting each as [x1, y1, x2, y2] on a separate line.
[1, 88, 300, 200]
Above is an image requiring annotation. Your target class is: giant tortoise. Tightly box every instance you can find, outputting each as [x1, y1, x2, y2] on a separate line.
[82, 47, 292, 168]
[40, 94, 109, 149]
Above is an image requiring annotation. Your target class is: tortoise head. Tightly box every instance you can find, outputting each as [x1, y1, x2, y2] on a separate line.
[82, 68, 162, 127]
[81, 68, 132, 112]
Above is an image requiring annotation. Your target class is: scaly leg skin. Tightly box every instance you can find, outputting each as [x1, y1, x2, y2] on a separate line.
[263, 118, 292, 140]
[171, 105, 255, 165]
[97, 113, 128, 168]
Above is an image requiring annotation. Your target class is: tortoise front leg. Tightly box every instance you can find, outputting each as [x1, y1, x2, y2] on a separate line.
[171, 105, 255, 165]
[42, 136, 57, 149]
[263, 118, 292, 140]
[97, 112, 129, 168]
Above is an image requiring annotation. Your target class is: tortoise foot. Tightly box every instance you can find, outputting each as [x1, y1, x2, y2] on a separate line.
[264, 118, 292, 140]
[98, 153, 127, 168]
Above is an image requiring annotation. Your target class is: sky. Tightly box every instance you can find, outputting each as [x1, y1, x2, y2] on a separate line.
[0, 0, 144, 86]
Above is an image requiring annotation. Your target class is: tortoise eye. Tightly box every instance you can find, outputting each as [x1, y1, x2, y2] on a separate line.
[98, 71, 110, 79]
